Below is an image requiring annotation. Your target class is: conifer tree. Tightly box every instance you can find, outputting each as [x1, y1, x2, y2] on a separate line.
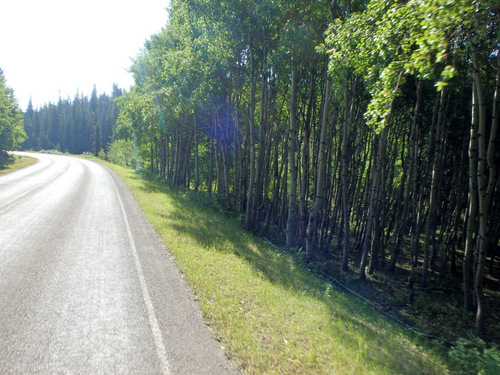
[0, 68, 25, 168]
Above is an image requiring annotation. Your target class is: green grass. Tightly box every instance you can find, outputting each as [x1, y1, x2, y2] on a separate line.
[107, 163, 450, 374]
[0, 155, 37, 175]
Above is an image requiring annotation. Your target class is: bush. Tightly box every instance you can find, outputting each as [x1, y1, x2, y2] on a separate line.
[0, 150, 14, 169]
[448, 336, 500, 375]
[107, 139, 140, 169]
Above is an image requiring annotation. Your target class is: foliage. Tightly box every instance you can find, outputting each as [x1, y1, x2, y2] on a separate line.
[106, 138, 140, 169]
[448, 336, 500, 375]
[325, 0, 480, 131]
[0, 68, 26, 168]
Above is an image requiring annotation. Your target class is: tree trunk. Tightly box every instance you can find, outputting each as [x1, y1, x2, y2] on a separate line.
[360, 127, 388, 281]
[208, 136, 214, 194]
[422, 88, 448, 287]
[464, 81, 479, 312]
[369, 126, 388, 275]
[389, 79, 422, 273]
[232, 94, 243, 211]
[194, 116, 200, 192]
[306, 77, 331, 259]
[245, 57, 257, 229]
[341, 79, 353, 272]
[286, 64, 299, 248]
[298, 69, 315, 248]
[472, 49, 499, 333]
[253, 74, 268, 229]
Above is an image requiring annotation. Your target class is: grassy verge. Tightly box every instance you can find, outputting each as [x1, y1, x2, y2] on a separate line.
[0, 155, 37, 175]
[108, 163, 449, 374]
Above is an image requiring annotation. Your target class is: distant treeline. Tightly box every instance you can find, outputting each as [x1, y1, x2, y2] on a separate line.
[23, 85, 123, 155]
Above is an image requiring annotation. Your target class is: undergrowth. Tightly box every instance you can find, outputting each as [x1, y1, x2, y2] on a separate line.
[448, 336, 500, 375]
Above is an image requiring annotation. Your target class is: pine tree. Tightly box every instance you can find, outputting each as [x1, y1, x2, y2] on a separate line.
[0, 68, 26, 168]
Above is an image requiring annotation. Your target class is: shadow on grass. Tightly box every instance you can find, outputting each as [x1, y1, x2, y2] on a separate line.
[136, 175, 447, 374]
[139, 175, 323, 291]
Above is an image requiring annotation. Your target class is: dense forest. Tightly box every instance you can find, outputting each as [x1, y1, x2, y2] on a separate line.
[23, 85, 123, 155]
[20, 0, 499, 339]
[109, 0, 499, 337]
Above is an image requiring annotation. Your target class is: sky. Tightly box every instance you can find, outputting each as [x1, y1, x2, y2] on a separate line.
[0, 0, 170, 110]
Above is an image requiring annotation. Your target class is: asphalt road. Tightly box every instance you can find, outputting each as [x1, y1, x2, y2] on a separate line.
[0, 153, 239, 375]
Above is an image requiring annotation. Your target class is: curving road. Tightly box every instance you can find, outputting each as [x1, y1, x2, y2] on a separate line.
[0, 153, 239, 375]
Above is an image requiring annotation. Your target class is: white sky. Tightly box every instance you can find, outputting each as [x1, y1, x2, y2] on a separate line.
[0, 0, 169, 110]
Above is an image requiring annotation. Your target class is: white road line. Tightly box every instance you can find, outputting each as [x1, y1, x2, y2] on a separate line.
[106, 168, 172, 375]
